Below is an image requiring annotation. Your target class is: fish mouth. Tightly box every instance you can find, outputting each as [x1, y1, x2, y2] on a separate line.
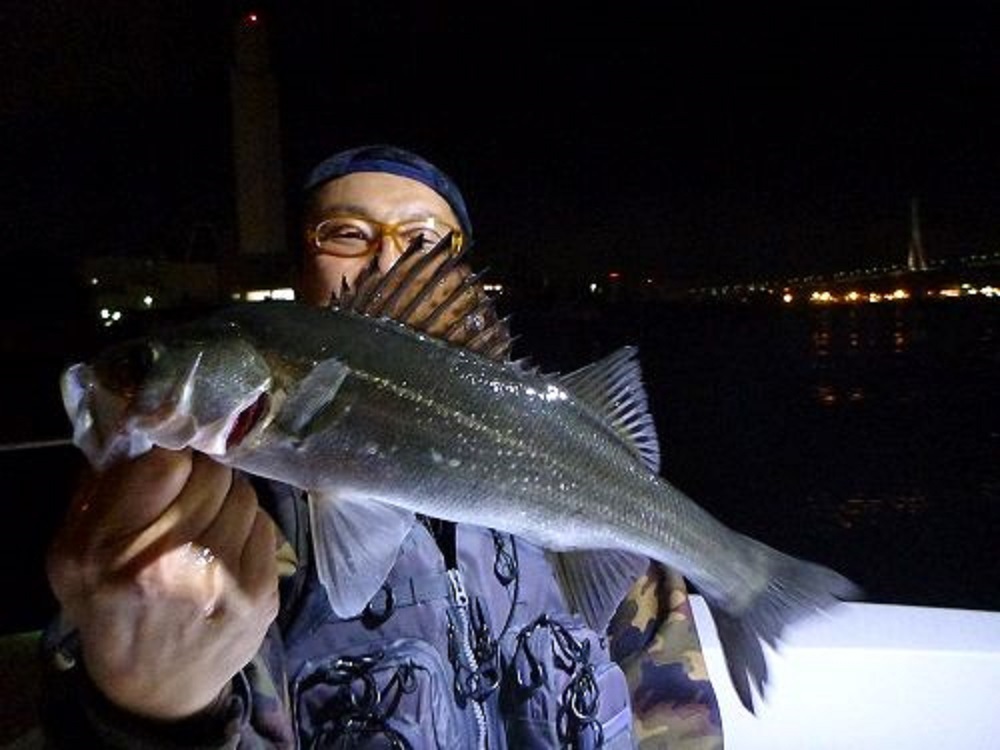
[226, 392, 270, 449]
[61, 363, 151, 469]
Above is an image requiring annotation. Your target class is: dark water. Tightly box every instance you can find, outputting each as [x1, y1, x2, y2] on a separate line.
[1, 298, 997, 634]
[510, 296, 1000, 613]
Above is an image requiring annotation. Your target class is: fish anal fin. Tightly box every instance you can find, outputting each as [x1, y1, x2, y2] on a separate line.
[552, 549, 651, 632]
[307, 491, 417, 618]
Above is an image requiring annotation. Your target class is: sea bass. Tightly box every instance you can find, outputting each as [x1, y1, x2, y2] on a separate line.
[61, 245, 859, 712]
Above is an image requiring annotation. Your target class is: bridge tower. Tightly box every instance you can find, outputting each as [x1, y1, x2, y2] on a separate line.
[907, 198, 929, 272]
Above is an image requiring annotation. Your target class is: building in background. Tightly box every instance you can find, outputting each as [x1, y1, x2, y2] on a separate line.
[81, 7, 295, 332]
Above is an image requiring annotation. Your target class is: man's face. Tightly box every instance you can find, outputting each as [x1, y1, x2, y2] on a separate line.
[299, 171, 462, 306]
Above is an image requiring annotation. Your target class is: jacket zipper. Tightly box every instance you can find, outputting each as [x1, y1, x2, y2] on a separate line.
[448, 567, 488, 750]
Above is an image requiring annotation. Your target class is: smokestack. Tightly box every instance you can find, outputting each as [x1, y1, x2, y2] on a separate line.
[229, 9, 286, 261]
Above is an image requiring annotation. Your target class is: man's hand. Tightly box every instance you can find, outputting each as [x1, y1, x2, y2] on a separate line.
[47, 448, 279, 720]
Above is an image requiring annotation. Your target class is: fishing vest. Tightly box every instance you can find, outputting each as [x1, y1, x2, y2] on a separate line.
[277, 489, 637, 750]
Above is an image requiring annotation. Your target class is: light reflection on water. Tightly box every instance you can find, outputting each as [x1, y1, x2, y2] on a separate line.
[775, 301, 997, 608]
[562, 297, 1000, 611]
[805, 491, 931, 530]
[804, 302, 996, 410]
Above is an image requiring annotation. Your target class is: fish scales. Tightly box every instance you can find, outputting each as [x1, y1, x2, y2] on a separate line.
[61, 298, 861, 714]
[241, 306, 715, 565]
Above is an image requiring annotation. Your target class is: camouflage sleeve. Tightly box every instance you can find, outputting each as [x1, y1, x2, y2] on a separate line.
[608, 562, 724, 750]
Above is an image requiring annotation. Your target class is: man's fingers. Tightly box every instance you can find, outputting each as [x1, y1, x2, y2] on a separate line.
[191, 473, 278, 613]
[196, 474, 259, 574]
[67, 448, 193, 540]
[152, 453, 236, 548]
[240, 510, 279, 610]
[109, 452, 234, 572]
[51, 448, 195, 580]
[196, 499, 278, 627]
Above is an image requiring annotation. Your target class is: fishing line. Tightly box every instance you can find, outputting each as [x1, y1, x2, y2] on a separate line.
[0, 438, 73, 451]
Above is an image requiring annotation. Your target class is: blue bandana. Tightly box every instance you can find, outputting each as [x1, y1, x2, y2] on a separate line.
[303, 144, 472, 238]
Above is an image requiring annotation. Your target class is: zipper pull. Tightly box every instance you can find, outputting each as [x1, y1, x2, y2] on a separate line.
[447, 568, 470, 607]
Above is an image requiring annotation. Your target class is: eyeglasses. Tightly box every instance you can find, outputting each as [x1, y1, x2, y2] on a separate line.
[309, 214, 463, 258]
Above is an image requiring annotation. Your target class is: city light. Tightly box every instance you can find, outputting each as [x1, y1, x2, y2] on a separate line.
[685, 249, 999, 306]
[99, 308, 123, 327]
[242, 288, 295, 302]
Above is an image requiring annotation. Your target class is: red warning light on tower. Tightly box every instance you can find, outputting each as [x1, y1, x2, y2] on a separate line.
[243, 11, 261, 26]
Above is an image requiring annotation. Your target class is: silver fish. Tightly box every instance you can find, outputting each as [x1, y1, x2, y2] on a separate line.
[60, 245, 859, 712]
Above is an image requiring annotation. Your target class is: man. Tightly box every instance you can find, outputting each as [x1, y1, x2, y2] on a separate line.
[43, 144, 722, 747]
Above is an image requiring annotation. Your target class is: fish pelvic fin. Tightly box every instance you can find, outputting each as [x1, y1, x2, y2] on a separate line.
[551, 549, 652, 632]
[332, 236, 513, 362]
[559, 346, 661, 473]
[308, 490, 417, 618]
[705, 535, 863, 713]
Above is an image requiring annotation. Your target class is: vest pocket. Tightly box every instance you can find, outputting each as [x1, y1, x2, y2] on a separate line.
[499, 615, 635, 749]
[291, 638, 478, 749]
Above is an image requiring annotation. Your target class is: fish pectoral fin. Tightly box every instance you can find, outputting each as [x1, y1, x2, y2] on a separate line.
[307, 491, 416, 618]
[274, 357, 350, 437]
[551, 549, 652, 632]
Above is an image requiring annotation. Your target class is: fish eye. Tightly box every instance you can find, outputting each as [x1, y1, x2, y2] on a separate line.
[95, 340, 162, 396]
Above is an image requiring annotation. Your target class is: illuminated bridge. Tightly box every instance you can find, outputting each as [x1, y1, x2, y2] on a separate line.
[689, 201, 999, 305]
[689, 251, 1000, 306]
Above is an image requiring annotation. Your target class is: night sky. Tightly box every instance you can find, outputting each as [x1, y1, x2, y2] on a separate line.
[3, 2, 999, 289]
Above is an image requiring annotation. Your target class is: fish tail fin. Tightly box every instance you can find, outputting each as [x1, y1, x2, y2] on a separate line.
[705, 537, 862, 713]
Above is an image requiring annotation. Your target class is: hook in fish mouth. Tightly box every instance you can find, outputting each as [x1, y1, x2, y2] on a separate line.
[227, 392, 270, 449]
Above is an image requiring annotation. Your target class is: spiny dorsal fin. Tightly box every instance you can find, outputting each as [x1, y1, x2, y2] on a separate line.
[333, 235, 513, 362]
[559, 346, 661, 473]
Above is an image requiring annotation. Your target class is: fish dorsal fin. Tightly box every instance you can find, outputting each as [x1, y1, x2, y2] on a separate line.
[559, 346, 661, 473]
[334, 235, 513, 362]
